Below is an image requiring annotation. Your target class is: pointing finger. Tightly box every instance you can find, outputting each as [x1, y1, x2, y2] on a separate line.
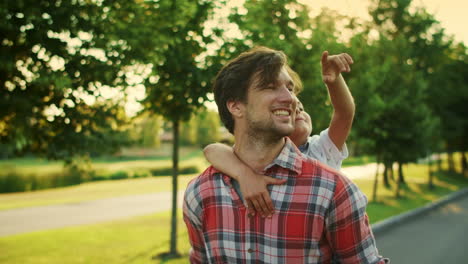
[321, 51, 329, 65]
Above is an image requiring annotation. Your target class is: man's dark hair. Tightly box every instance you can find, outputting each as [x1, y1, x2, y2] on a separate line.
[213, 46, 301, 134]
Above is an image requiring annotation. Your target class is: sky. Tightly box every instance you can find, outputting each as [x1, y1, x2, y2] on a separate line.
[302, 0, 468, 44]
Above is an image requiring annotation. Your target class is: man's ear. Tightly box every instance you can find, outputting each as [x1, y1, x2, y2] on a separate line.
[226, 100, 244, 118]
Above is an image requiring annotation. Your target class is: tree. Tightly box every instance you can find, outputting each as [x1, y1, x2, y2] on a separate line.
[130, 114, 162, 148]
[141, 0, 218, 257]
[353, 0, 446, 195]
[369, 0, 455, 153]
[196, 109, 221, 147]
[180, 108, 221, 147]
[0, 0, 165, 160]
[429, 42, 468, 174]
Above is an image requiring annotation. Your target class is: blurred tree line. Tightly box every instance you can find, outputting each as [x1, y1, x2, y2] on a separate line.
[2, 0, 467, 257]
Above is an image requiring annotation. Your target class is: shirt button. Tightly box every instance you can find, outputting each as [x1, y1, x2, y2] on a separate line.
[247, 248, 254, 253]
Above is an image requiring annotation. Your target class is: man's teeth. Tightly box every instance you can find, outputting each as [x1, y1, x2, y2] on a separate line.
[273, 110, 290, 116]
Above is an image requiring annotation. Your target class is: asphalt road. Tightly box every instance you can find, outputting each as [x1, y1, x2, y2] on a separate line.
[375, 193, 468, 264]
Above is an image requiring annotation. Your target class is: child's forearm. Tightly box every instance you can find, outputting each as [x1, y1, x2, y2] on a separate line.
[327, 74, 355, 120]
[203, 143, 286, 217]
[327, 74, 355, 150]
[203, 143, 253, 181]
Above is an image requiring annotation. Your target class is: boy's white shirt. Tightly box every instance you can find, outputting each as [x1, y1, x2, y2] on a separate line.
[299, 128, 349, 170]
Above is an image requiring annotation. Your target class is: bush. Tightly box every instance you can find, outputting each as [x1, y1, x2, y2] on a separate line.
[132, 170, 151, 178]
[109, 171, 129, 180]
[0, 172, 26, 193]
[0, 172, 69, 193]
[150, 165, 199, 176]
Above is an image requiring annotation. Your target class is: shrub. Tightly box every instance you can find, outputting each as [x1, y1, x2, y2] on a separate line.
[109, 171, 129, 180]
[150, 165, 199, 176]
[0, 172, 26, 193]
[132, 170, 151, 178]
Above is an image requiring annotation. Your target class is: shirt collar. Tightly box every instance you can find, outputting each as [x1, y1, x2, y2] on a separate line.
[264, 137, 303, 175]
[298, 141, 309, 153]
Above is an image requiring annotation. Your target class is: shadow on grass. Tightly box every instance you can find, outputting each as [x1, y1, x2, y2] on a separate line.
[122, 231, 189, 264]
[367, 169, 468, 223]
[153, 252, 185, 264]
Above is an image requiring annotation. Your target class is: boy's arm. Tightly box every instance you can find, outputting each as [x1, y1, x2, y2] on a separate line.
[203, 143, 286, 217]
[321, 51, 355, 151]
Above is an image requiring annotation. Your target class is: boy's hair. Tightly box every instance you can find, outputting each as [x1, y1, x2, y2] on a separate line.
[213, 46, 302, 134]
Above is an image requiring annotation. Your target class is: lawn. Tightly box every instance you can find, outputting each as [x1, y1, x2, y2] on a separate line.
[0, 149, 203, 176]
[0, 211, 191, 264]
[1, 159, 467, 263]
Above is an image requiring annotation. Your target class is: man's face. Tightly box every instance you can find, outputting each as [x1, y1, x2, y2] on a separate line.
[288, 99, 312, 146]
[243, 67, 297, 139]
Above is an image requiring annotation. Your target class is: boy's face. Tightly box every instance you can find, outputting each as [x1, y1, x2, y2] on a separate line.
[288, 99, 312, 146]
[242, 67, 296, 138]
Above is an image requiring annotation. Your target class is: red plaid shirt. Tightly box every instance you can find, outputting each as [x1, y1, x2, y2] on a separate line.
[183, 138, 388, 263]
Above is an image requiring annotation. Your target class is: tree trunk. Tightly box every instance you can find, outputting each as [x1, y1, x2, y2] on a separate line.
[461, 151, 468, 178]
[388, 162, 394, 182]
[428, 152, 434, 190]
[372, 155, 380, 202]
[397, 161, 406, 184]
[437, 153, 442, 171]
[447, 151, 455, 172]
[169, 119, 180, 256]
[395, 162, 403, 198]
[383, 161, 391, 188]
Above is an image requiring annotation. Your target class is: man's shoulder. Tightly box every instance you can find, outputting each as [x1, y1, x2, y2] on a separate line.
[300, 157, 353, 187]
[185, 166, 223, 194]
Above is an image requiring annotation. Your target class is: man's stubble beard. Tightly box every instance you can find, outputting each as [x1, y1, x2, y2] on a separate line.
[245, 112, 293, 147]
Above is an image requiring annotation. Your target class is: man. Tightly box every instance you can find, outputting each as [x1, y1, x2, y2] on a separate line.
[203, 51, 354, 217]
[183, 47, 387, 263]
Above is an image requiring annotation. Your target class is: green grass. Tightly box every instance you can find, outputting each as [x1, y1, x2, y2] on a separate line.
[0, 211, 192, 264]
[342, 155, 376, 167]
[356, 162, 468, 223]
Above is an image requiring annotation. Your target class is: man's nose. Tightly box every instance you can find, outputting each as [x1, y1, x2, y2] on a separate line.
[278, 86, 294, 104]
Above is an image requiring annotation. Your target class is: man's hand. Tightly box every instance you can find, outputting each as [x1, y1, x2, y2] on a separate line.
[321, 51, 354, 85]
[239, 173, 286, 218]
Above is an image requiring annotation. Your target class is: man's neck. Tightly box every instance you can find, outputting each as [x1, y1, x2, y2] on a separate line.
[233, 132, 286, 173]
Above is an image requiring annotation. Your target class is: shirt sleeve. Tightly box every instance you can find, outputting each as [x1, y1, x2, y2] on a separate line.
[325, 175, 389, 263]
[183, 180, 208, 264]
[305, 128, 349, 170]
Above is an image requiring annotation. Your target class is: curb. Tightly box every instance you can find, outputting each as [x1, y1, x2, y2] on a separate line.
[371, 187, 468, 235]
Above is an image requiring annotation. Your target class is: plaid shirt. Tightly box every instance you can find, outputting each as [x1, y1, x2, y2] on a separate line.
[183, 138, 388, 263]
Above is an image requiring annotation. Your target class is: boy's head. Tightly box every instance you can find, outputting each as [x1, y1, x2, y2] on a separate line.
[289, 99, 312, 146]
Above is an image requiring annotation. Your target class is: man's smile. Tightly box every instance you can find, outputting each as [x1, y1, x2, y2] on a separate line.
[273, 109, 292, 117]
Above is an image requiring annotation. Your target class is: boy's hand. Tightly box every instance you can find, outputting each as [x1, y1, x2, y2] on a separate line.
[321, 51, 354, 84]
[240, 173, 286, 218]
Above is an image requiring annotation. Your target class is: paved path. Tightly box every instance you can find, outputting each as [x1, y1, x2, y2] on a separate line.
[375, 193, 468, 264]
[0, 163, 378, 237]
[0, 192, 185, 237]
